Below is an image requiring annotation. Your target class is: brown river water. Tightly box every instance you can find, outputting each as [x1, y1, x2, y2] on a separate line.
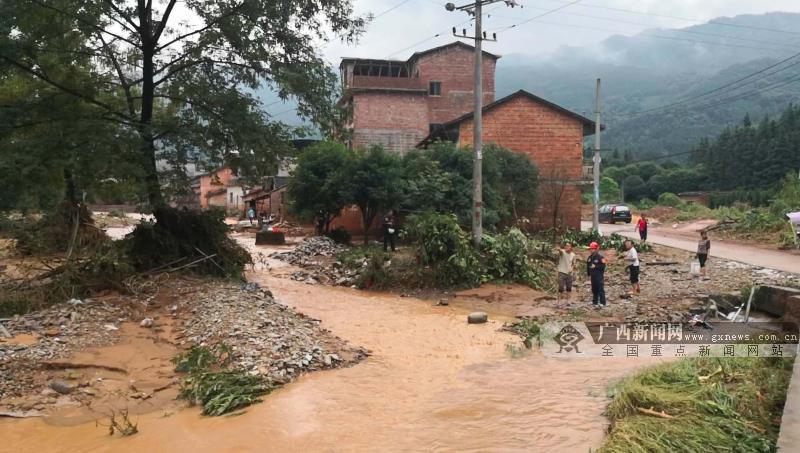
[2, 244, 660, 452]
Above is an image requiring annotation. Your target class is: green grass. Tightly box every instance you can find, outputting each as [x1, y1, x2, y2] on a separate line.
[600, 357, 794, 453]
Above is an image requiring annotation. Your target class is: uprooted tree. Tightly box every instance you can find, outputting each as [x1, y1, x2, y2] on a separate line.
[1, 0, 366, 209]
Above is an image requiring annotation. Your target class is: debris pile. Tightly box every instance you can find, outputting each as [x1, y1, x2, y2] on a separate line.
[270, 236, 364, 286]
[269, 236, 345, 266]
[177, 282, 366, 386]
[0, 299, 125, 400]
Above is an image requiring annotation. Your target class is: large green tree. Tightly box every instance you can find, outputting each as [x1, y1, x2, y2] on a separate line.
[287, 141, 353, 234]
[1, 0, 364, 207]
[346, 146, 403, 244]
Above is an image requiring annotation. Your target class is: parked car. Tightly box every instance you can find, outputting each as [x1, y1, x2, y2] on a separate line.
[599, 204, 632, 224]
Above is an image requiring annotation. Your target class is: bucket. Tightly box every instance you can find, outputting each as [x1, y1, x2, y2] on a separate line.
[690, 260, 701, 276]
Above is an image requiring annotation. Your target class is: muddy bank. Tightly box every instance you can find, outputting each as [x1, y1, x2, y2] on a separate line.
[0, 277, 362, 427]
[3, 263, 662, 452]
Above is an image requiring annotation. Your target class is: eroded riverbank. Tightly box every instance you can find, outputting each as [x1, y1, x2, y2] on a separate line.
[2, 243, 663, 452]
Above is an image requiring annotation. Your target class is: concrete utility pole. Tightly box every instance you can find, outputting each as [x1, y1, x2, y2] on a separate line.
[447, 0, 519, 245]
[592, 78, 602, 233]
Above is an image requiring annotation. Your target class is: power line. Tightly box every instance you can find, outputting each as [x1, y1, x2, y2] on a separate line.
[494, 0, 583, 33]
[617, 50, 800, 118]
[373, 0, 415, 20]
[384, 3, 505, 58]
[491, 7, 800, 51]
[542, 0, 800, 36]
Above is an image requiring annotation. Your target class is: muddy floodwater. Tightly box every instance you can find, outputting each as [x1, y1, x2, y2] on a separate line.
[2, 251, 660, 452]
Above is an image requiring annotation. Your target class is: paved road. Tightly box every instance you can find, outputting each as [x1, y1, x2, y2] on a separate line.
[581, 221, 800, 275]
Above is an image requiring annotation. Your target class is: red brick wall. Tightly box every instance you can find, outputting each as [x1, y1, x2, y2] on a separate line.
[457, 96, 585, 230]
[196, 168, 234, 209]
[415, 47, 496, 124]
[351, 92, 429, 152]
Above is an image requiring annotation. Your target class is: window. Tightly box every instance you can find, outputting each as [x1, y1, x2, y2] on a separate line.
[429, 81, 441, 96]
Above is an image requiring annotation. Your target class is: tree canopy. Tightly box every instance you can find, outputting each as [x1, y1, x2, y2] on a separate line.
[1, 0, 365, 209]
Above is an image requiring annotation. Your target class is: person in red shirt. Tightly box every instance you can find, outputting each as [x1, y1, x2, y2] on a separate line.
[635, 214, 648, 242]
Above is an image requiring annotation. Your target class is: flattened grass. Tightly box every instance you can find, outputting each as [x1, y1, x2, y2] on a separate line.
[601, 357, 794, 453]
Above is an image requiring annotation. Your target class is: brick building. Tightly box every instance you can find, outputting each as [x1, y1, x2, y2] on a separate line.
[421, 90, 597, 230]
[338, 42, 498, 152]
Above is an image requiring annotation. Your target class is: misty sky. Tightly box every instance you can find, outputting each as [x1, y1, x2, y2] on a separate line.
[322, 0, 800, 62]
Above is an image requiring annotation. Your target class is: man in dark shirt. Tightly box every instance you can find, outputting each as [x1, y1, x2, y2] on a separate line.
[382, 210, 396, 252]
[586, 241, 608, 307]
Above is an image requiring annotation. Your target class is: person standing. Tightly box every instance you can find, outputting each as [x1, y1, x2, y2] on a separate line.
[382, 210, 396, 252]
[247, 206, 255, 225]
[556, 242, 576, 302]
[586, 242, 608, 307]
[697, 230, 711, 279]
[622, 240, 641, 294]
[635, 214, 648, 242]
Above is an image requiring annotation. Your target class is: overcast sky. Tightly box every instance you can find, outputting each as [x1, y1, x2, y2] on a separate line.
[321, 0, 800, 63]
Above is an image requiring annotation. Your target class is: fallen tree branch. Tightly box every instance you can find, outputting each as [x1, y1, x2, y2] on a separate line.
[42, 361, 128, 374]
[636, 407, 676, 419]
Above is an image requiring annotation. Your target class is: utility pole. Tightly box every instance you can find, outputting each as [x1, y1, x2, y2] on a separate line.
[592, 78, 602, 233]
[447, 0, 519, 245]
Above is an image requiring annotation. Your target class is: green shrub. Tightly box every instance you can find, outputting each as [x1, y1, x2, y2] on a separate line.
[403, 212, 482, 287]
[356, 250, 392, 289]
[482, 228, 549, 288]
[325, 226, 351, 245]
[124, 207, 251, 278]
[657, 192, 683, 207]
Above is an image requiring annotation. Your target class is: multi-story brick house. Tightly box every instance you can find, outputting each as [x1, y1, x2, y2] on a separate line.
[338, 42, 498, 152]
[337, 42, 597, 231]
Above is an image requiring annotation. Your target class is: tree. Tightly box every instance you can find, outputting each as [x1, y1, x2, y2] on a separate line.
[287, 141, 353, 234]
[2, 0, 365, 207]
[487, 145, 539, 225]
[622, 175, 647, 202]
[600, 177, 621, 203]
[346, 147, 404, 244]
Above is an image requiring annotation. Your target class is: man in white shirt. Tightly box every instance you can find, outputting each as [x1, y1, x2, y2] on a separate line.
[556, 242, 576, 301]
[622, 240, 640, 294]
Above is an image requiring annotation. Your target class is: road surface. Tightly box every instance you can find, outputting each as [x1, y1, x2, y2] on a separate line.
[582, 221, 800, 275]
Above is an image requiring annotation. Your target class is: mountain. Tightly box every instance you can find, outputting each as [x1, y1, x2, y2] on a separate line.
[495, 12, 800, 159]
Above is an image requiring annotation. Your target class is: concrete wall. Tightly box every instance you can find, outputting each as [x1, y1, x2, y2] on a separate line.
[457, 96, 586, 230]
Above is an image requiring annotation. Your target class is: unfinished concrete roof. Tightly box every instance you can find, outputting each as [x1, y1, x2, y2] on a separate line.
[339, 41, 501, 68]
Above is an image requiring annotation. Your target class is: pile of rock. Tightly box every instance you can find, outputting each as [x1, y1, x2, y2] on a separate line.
[0, 299, 126, 399]
[270, 236, 365, 287]
[176, 282, 366, 386]
[269, 236, 345, 266]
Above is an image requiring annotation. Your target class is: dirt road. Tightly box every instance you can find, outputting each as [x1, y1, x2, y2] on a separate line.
[2, 242, 662, 452]
[583, 221, 800, 274]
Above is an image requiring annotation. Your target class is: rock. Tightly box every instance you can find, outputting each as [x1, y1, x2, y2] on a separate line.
[437, 299, 449, 306]
[139, 318, 154, 328]
[103, 324, 119, 331]
[49, 379, 73, 395]
[467, 312, 488, 324]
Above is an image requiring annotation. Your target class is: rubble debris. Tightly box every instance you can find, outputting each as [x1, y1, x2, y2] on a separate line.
[0, 298, 124, 400]
[139, 318, 154, 328]
[176, 282, 367, 387]
[269, 236, 361, 287]
[468, 312, 488, 324]
[255, 231, 286, 245]
[269, 236, 345, 266]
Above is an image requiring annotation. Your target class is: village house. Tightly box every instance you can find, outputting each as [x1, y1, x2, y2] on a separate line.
[421, 90, 597, 230]
[338, 42, 597, 230]
[191, 167, 244, 214]
[338, 42, 498, 152]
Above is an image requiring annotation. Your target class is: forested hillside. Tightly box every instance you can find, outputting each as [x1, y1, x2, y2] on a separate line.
[495, 12, 800, 158]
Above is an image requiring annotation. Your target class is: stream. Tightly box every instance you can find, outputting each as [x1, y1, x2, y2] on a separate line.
[2, 244, 660, 452]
